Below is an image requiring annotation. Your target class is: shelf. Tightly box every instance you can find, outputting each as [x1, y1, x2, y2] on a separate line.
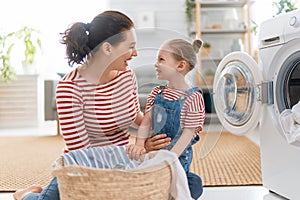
[199, 0, 247, 7]
[206, 113, 218, 119]
[201, 29, 247, 34]
[201, 57, 222, 62]
[204, 113, 220, 124]
[202, 86, 213, 92]
[195, 0, 252, 125]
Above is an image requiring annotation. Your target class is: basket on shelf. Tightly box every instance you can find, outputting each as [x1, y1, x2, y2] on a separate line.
[52, 157, 172, 200]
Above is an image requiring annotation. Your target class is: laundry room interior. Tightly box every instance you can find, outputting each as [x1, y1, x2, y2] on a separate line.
[0, 0, 300, 200]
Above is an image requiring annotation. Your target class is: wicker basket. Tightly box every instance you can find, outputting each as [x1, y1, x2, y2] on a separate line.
[52, 157, 172, 200]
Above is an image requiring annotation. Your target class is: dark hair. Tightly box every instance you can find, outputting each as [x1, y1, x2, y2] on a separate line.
[164, 39, 203, 71]
[60, 10, 134, 66]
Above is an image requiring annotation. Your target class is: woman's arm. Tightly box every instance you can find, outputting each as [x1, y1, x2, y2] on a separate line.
[144, 134, 171, 152]
[56, 80, 91, 152]
[170, 128, 196, 157]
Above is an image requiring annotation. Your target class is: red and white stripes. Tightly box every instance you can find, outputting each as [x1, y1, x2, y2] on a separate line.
[146, 86, 205, 134]
[56, 68, 140, 152]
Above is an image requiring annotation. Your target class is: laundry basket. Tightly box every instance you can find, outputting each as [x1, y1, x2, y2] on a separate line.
[52, 157, 172, 200]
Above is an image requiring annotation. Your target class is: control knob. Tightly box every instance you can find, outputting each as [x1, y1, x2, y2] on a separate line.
[289, 16, 300, 27]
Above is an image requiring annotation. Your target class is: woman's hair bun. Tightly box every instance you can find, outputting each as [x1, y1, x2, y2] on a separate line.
[192, 39, 203, 53]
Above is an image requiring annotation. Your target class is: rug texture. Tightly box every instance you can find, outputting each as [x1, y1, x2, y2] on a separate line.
[0, 135, 64, 191]
[0, 131, 262, 191]
[190, 131, 262, 186]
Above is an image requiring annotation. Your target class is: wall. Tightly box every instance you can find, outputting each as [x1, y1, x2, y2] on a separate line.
[108, 0, 193, 85]
[108, 0, 187, 35]
[108, 0, 199, 106]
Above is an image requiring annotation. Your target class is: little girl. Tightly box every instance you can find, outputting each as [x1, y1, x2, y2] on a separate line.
[127, 38, 205, 199]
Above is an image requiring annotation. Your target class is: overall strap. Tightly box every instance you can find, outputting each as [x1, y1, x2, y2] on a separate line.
[153, 85, 167, 100]
[159, 85, 166, 90]
[185, 86, 202, 95]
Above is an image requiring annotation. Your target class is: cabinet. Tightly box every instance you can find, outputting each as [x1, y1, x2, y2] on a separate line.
[0, 75, 43, 128]
[193, 0, 252, 123]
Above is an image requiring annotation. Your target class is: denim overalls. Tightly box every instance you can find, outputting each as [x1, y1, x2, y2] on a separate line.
[151, 86, 203, 199]
[151, 85, 201, 172]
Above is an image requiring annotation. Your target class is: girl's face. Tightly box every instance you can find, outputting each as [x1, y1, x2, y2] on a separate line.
[155, 48, 181, 80]
[109, 28, 137, 71]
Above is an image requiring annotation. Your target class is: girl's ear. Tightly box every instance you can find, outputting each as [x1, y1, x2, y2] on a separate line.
[101, 42, 112, 56]
[177, 60, 187, 72]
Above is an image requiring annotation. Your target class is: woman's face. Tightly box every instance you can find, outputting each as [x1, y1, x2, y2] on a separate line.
[154, 47, 181, 80]
[109, 28, 137, 71]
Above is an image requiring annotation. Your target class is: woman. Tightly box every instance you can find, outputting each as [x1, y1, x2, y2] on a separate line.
[14, 10, 170, 200]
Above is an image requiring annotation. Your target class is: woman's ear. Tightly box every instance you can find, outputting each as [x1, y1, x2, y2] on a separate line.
[101, 42, 112, 56]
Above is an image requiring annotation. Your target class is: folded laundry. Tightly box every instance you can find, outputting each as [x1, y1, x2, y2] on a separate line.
[279, 101, 300, 144]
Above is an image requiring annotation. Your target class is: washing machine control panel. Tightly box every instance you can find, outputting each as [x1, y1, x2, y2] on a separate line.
[289, 16, 300, 27]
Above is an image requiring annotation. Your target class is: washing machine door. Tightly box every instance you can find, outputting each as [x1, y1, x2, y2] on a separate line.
[213, 52, 262, 135]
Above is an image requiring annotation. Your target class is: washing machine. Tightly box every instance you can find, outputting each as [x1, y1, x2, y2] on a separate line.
[212, 9, 300, 199]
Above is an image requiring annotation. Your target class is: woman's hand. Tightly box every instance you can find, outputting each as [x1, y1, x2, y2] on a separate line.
[144, 134, 171, 152]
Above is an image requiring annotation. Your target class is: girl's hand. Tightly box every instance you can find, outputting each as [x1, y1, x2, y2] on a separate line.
[147, 150, 158, 159]
[144, 134, 171, 152]
[126, 144, 146, 161]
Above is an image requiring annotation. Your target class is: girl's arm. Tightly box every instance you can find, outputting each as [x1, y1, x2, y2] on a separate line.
[126, 111, 152, 160]
[135, 111, 152, 145]
[170, 127, 196, 157]
[131, 111, 144, 129]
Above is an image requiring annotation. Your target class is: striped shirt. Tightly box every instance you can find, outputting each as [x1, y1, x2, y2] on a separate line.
[145, 86, 205, 134]
[56, 68, 140, 152]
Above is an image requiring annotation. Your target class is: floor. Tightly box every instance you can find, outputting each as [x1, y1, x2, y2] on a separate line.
[0, 122, 289, 200]
[0, 186, 288, 200]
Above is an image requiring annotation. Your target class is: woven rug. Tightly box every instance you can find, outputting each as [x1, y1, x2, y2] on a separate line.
[190, 131, 262, 186]
[0, 135, 64, 192]
[0, 132, 262, 191]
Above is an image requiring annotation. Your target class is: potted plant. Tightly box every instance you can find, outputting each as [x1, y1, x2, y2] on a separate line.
[272, 0, 298, 15]
[0, 32, 17, 83]
[204, 68, 215, 86]
[185, 0, 196, 37]
[16, 26, 42, 74]
[201, 42, 211, 57]
[0, 26, 41, 83]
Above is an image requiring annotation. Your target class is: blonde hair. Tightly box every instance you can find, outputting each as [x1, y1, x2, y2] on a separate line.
[163, 39, 202, 71]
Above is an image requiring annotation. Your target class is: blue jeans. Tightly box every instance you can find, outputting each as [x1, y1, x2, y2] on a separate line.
[152, 86, 203, 199]
[22, 178, 59, 200]
[188, 172, 203, 199]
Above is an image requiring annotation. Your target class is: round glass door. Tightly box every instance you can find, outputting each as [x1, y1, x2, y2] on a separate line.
[215, 61, 255, 126]
[213, 52, 262, 135]
[276, 51, 300, 112]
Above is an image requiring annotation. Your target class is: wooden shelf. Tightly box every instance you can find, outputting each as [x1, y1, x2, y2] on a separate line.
[201, 29, 247, 34]
[204, 113, 220, 124]
[192, 0, 252, 126]
[194, 0, 252, 88]
[199, 0, 247, 7]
